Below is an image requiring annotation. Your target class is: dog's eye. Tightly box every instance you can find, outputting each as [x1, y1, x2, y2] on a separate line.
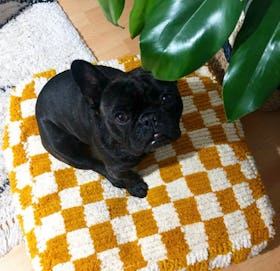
[115, 112, 129, 123]
[161, 94, 174, 104]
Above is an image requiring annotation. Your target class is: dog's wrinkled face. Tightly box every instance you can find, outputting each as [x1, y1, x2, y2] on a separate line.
[71, 61, 183, 156]
[100, 68, 183, 156]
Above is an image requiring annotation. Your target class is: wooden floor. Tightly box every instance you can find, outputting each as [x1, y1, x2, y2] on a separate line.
[1, 0, 279, 270]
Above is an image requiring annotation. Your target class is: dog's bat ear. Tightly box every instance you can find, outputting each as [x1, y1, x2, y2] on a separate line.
[71, 60, 124, 106]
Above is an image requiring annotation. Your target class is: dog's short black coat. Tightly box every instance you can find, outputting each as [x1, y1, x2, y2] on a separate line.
[35, 60, 183, 198]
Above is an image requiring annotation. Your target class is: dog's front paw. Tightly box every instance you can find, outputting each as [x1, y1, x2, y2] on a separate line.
[127, 181, 148, 198]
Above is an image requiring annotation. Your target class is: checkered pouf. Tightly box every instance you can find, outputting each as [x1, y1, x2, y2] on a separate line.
[2, 56, 275, 271]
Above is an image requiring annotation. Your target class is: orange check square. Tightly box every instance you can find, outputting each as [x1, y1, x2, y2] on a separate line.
[35, 193, 61, 219]
[182, 111, 204, 131]
[106, 198, 128, 219]
[80, 181, 104, 204]
[41, 234, 71, 268]
[204, 217, 230, 257]
[22, 116, 39, 139]
[74, 254, 101, 271]
[89, 222, 118, 252]
[147, 185, 170, 207]
[186, 172, 212, 195]
[198, 146, 222, 170]
[172, 134, 195, 155]
[174, 198, 201, 225]
[119, 241, 147, 271]
[22, 81, 36, 100]
[132, 209, 159, 238]
[161, 228, 188, 269]
[208, 125, 228, 144]
[224, 164, 246, 185]
[54, 168, 78, 190]
[30, 153, 51, 177]
[193, 93, 212, 111]
[12, 143, 28, 167]
[62, 206, 86, 232]
[216, 188, 240, 214]
[159, 157, 182, 183]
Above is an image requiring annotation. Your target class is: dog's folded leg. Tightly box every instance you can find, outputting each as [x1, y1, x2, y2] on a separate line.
[37, 120, 102, 169]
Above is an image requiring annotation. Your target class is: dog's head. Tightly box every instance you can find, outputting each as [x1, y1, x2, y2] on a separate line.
[71, 60, 183, 156]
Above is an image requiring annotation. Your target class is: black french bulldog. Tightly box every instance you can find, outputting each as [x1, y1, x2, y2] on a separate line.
[35, 60, 183, 198]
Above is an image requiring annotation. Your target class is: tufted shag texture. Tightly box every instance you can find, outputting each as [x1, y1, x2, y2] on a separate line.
[2, 56, 275, 271]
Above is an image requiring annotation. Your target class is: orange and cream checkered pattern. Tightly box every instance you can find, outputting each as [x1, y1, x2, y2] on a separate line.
[2, 56, 275, 271]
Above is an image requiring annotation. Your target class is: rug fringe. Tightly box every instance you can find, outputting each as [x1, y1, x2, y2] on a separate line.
[0, 187, 24, 257]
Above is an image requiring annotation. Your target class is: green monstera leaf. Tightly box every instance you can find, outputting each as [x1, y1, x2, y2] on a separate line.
[223, 0, 280, 122]
[97, 0, 125, 26]
[140, 0, 247, 80]
[129, 0, 147, 38]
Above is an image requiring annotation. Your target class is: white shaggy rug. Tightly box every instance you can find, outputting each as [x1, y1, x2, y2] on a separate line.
[0, 1, 96, 257]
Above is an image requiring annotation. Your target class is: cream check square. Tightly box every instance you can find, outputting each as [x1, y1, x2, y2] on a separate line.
[256, 196, 275, 238]
[222, 123, 240, 142]
[188, 128, 214, 149]
[21, 98, 36, 118]
[31, 257, 41, 271]
[182, 222, 208, 250]
[34, 77, 48, 96]
[15, 163, 32, 189]
[195, 66, 214, 78]
[101, 179, 127, 199]
[49, 155, 71, 171]
[182, 96, 197, 114]
[84, 201, 110, 226]
[216, 144, 238, 166]
[154, 144, 176, 162]
[75, 169, 100, 185]
[179, 152, 206, 175]
[21, 206, 35, 233]
[183, 222, 209, 265]
[235, 120, 245, 138]
[207, 168, 231, 192]
[233, 182, 255, 209]
[127, 197, 151, 214]
[141, 165, 165, 189]
[138, 234, 167, 262]
[111, 215, 137, 244]
[59, 187, 83, 209]
[67, 228, 95, 260]
[209, 253, 231, 270]
[27, 135, 46, 156]
[98, 248, 123, 271]
[208, 90, 223, 107]
[186, 77, 206, 93]
[250, 242, 268, 257]
[240, 157, 258, 179]
[223, 210, 251, 250]
[166, 177, 193, 201]
[2, 148, 14, 171]
[7, 121, 22, 146]
[33, 172, 58, 198]
[35, 212, 66, 252]
[53, 262, 75, 271]
[200, 109, 220, 127]
[187, 250, 208, 265]
[195, 193, 223, 220]
[152, 203, 180, 233]
[179, 119, 187, 134]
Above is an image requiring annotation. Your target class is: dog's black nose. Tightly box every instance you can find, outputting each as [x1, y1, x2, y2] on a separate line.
[140, 112, 158, 128]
